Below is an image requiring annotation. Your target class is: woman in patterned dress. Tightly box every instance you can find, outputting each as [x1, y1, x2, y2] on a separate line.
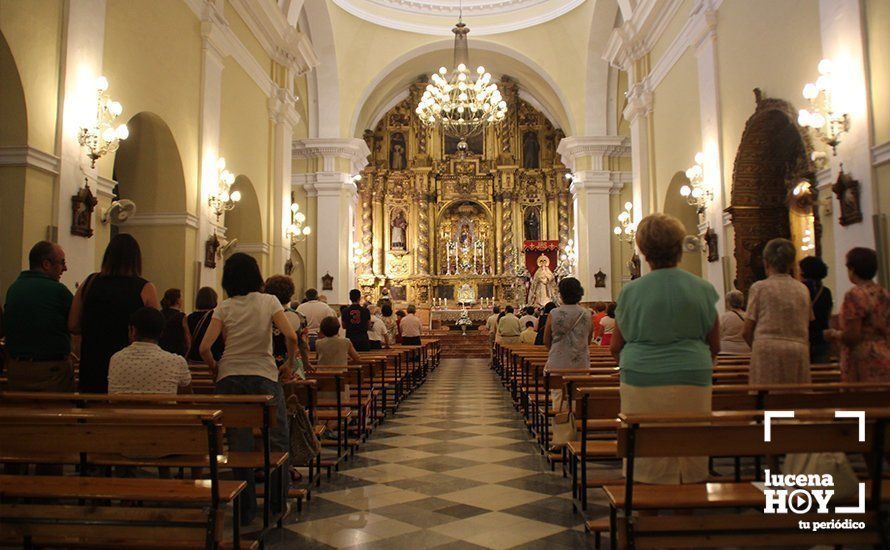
[825, 248, 890, 382]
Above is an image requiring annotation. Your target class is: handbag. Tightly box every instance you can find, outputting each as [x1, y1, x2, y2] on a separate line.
[784, 452, 859, 500]
[286, 394, 320, 467]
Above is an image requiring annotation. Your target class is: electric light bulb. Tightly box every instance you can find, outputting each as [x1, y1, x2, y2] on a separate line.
[811, 113, 826, 128]
[288, 224, 297, 234]
[457, 63, 466, 72]
[96, 76, 109, 91]
[694, 152, 705, 165]
[685, 168, 695, 179]
[691, 187, 703, 199]
[295, 212, 306, 223]
[614, 226, 622, 235]
[115, 124, 129, 140]
[439, 66, 447, 75]
[231, 190, 241, 202]
[618, 211, 629, 222]
[803, 83, 819, 100]
[477, 66, 485, 74]
[220, 191, 230, 203]
[798, 109, 811, 127]
[291, 203, 299, 212]
[624, 226, 633, 235]
[226, 172, 235, 185]
[818, 58, 833, 75]
[102, 128, 116, 143]
[624, 201, 633, 211]
[816, 75, 831, 91]
[217, 157, 226, 170]
[680, 185, 691, 197]
[110, 101, 123, 116]
[303, 226, 311, 235]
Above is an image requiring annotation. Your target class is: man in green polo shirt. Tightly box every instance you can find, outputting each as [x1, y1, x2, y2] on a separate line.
[3, 241, 74, 391]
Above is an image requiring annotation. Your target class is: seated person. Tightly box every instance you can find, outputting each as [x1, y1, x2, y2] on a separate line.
[316, 316, 361, 366]
[108, 307, 192, 394]
[519, 321, 537, 344]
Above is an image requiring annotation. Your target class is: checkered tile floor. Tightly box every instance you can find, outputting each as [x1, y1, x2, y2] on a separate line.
[267, 358, 610, 549]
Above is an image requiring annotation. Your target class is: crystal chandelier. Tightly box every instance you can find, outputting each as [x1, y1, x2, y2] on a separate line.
[286, 197, 311, 245]
[798, 59, 849, 155]
[78, 76, 129, 169]
[416, 11, 507, 151]
[208, 157, 241, 221]
[679, 152, 712, 215]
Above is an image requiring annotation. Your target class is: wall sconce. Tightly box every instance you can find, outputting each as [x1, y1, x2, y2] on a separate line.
[208, 157, 240, 221]
[680, 152, 712, 215]
[78, 76, 128, 169]
[613, 201, 637, 243]
[555, 238, 577, 279]
[286, 200, 311, 245]
[798, 59, 849, 155]
[351, 241, 363, 271]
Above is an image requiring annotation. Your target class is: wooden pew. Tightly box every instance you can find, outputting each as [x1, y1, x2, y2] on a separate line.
[0, 407, 252, 549]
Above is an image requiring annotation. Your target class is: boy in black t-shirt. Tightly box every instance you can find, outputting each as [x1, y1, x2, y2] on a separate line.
[342, 289, 371, 352]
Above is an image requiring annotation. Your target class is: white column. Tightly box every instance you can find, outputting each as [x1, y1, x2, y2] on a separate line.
[624, 75, 654, 220]
[55, 0, 107, 289]
[195, 16, 228, 289]
[819, 0, 877, 297]
[694, 9, 727, 306]
[571, 173, 615, 301]
[293, 138, 370, 304]
[269, 87, 300, 274]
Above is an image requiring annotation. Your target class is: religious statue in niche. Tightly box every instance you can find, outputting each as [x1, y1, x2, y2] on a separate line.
[527, 254, 556, 308]
[831, 167, 863, 226]
[524, 207, 541, 241]
[522, 131, 540, 169]
[457, 283, 476, 305]
[204, 234, 220, 269]
[629, 253, 641, 280]
[391, 209, 408, 251]
[704, 227, 719, 263]
[390, 132, 407, 171]
[594, 269, 607, 288]
[70, 183, 98, 238]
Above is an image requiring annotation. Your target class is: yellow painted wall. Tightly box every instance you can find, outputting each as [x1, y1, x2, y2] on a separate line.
[649, 0, 695, 68]
[122, 225, 195, 298]
[651, 50, 701, 215]
[225, 1, 271, 73]
[866, 0, 890, 146]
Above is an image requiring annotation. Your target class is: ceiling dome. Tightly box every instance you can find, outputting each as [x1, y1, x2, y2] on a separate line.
[331, 0, 585, 35]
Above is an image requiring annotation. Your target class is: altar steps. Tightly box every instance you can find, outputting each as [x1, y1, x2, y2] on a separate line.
[431, 330, 491, 359]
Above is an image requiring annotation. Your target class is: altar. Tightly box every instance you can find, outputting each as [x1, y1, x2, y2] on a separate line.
[429, 308, 491, 330]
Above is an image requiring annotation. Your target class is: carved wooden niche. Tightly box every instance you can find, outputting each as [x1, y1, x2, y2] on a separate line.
[831, 167, 863, 226]
[71, 183, 98, 238]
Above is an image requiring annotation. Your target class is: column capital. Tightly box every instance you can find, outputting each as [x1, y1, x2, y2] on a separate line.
[569, 171, 614, 196]
[623, 81, 654, 123]
[268, 86, 300, 127]
[602, 0, 684, 70]
[293, 138, 370, 174]
[556, 135, 630, 172]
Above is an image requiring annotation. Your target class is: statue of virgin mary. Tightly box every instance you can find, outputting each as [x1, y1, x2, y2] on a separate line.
[527, 254, 556, 308]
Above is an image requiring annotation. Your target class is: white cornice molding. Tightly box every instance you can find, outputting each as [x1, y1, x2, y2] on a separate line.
[235, 241, 271, 255]
[557, 136, 631, 172]
[95, 176, 117, 200]
[569, 171, 614, 196]
[127, 212, 200, 229]
[229, 0, 319, 74]
[293, 138, 371, 174]
[0, 146, 61, 175]
[647, 1, 720, 91]
[872, 140, 890, 166]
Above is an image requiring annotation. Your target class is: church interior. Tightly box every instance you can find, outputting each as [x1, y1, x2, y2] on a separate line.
[1, 0, 889, 548]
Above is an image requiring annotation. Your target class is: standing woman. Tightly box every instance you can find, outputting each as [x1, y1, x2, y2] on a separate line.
[825, 248, 890, 382]
[743, 238, 813, 384]
[69, 234, 160, 393]
[535, 302, 557, 345]
[185, 287, 224, 363]
[199, 253, 297, 526]
[543, 278, 593, 370]
[611, 214, 720, 484]
[380, 303, 398, 347]
[799, 256, 833, 363]
[159, 288, 189, 356]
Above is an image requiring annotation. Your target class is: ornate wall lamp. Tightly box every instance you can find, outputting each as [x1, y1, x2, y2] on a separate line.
[798, 59, 849, 155]
[78, 76, 129, 169]
[613, 202, 640, 279]
[286, 198, 311, 246]
[208, 157, 241, 221]
[679, 152, 712, 215]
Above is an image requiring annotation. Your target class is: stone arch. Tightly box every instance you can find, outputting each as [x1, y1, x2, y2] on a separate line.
[112, 111, 191, 297]
[0, 29, 29, 295]
[663, 171, 703, 277]
[225, 175, 266, 268]
[727, 89, 816, 293]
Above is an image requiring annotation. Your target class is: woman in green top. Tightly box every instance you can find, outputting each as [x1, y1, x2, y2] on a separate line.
[611, 213, 720, 484]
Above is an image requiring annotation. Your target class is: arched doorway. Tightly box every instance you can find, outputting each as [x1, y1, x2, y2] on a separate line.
[224, 175, 266, 272]
[726, 90, 817, 294]
[664, 172, 703, 277]
[112, 112, 190, 297]
[0, 30, 30, 295]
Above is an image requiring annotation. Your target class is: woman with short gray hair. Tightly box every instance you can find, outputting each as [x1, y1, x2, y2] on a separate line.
[743, 238, 813, 383]
[719, 291, 750, 355]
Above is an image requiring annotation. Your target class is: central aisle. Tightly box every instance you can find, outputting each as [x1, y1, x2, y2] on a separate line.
[270, 358, 601, 549]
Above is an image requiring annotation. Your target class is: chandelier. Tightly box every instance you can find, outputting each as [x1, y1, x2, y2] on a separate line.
[287, 198, 311, 244]
[416, 13, 507, 151]
[679, 152, 712, 214]
[613, 202, 637, 243]
[78, 76, 128, 169]
[208, 157, 241, 221]
[798, 59, 849, 155]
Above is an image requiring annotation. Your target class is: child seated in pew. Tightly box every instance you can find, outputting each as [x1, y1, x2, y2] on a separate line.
[519, 321, 538, 345]
[316, 316, 361, 366]
[108, 307, 192, 394]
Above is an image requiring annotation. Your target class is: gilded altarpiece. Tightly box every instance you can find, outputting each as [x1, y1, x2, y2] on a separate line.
[356, 77, 571, 306]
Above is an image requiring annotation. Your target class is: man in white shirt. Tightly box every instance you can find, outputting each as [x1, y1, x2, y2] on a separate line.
[518, 306, 538, 331]
[296, 288, 337, 350]
[108, 307, 192, 394]
[400, 304, 423, 345]
[367, 306, 389, 349]
[497, 305, 523, 344]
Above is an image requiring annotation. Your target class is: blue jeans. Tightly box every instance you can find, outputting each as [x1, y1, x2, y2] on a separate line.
[215, 375, 289, 524]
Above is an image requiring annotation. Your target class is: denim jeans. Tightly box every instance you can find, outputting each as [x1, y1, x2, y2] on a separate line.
[215, 375, 289, 524]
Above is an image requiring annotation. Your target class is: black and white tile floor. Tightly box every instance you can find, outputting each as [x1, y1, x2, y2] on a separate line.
[267, 358, 608, 549]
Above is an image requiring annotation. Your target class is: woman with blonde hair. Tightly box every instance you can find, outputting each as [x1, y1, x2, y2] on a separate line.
[719, 291, 750, 355]
[611, 213, 720, 484]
